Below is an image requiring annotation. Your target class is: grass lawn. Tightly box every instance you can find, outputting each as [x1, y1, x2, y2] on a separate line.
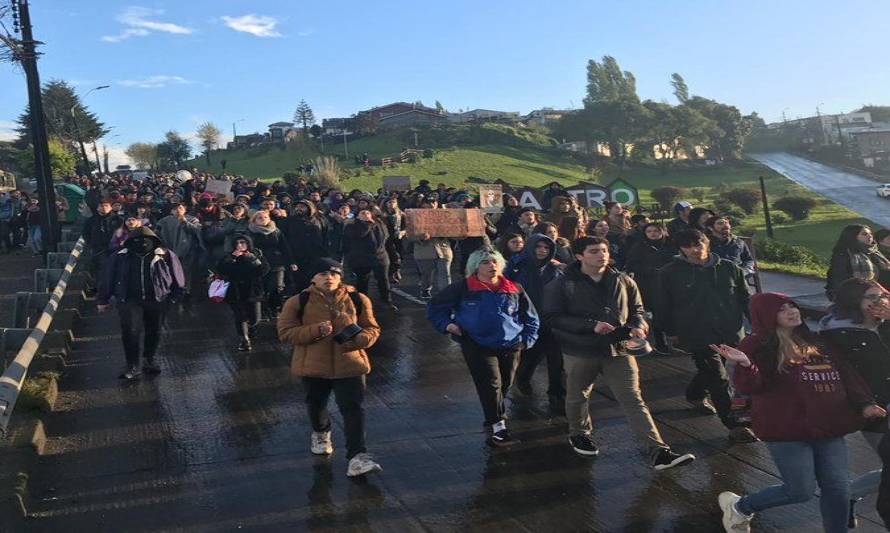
[188, 136, 878, 277]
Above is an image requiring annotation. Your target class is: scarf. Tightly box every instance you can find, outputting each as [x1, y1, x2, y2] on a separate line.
[248, 221, 277, 235]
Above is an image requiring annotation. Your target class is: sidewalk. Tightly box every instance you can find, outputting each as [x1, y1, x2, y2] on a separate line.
[759, 270, 830, 317]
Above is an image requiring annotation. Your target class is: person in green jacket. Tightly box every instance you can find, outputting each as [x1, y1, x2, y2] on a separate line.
[656, 229, 757, 443]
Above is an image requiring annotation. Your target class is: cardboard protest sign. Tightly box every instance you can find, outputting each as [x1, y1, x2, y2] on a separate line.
[406, 208, 485, 238]
[477, 184, 503, 213]
[205, 179, 234, 201]
[383, 176, 411, 192]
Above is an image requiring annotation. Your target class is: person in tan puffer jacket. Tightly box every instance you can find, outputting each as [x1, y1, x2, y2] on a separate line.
[277, 257, 383, 478]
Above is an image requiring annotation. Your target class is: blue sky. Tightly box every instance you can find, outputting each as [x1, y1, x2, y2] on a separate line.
[1, 0, 888, 166]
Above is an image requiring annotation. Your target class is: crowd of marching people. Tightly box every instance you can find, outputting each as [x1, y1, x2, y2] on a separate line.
[57, 168, 890, 530]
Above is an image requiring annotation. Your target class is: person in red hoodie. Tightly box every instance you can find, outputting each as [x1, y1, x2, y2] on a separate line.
[712, 292, 885, 533]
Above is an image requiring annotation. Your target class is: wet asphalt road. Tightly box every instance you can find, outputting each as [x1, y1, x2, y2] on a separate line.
[20, 274, 887, 532]
[750, 152, 890, 227]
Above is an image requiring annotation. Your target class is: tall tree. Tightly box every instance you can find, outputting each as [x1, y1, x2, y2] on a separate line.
[435, 100, 445, 114]
[670, 73, 689, 103]
[685, 97, 750, 160]
[196, 122, 222, 166]
[17, 139, 77, 178]
[156, 131, 191, 171]
[294, 100, 315, 136]
[16, 80, 108, 170]
[125, 142, 159, 170]
[583, 55, 638, 106]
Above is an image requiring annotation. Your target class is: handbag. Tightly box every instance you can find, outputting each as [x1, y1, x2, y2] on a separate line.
[208, 277, 229, 303]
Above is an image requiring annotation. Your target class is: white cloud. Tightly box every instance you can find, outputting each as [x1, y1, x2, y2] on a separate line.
[103, 144, 132, 169]
[102, 6, 193, 43]
[221, 14, 282, 38]
[117, 75, 193, 89]
[0, 120, 18, 142]
[297, 29, 314, 37]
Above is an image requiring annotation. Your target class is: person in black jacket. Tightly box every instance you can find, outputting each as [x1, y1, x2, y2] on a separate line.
[656, 229, 757, 443]
[81, 198, 121, 295]
[325, 203, 352, 262]
[247, 210, 297, 319]
[826, 224, 890, 301]
[343, 208, 397, 311]
[542, 236, 695, 470]
[818, 277, 890, 523]
[624, 223, 674, 355]
[380, 197, 406, 284]
[216, 234, 271, 351]
[285, 200, 329, 293]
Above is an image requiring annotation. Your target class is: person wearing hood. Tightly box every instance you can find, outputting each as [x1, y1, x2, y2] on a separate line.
[714, 293, 883, 533]
[343, 208, 397, 310]
[532, 221, 572, 265]
[97, 227, 186, 380]
[277, 258, 383, 478]
[506, 233, 566, 413]
[624, 223, 675, 355]
[826, 225, 890, 301]
[656, 229, 757, 443]
[284, 199, 329, 293]
[155, 203, 203, 301]
[543, 195, 582, 229]
[325, 203, 352, 262]
[818, 277, 890, 524]
[495, 231, 524, 263]
[428, 247, 540, 447]
[542, 236, 696, 469]
[247, 210, 297, 319]
[494, 193, 521, 236]
[216, 233, 271, 351]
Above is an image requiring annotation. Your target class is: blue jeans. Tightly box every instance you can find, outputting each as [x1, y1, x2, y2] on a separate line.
[737, 437, 850, 533]
[28, 225, 42, 253]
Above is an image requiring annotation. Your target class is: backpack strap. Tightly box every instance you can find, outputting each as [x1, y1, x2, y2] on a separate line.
[296, 290, 363, 323]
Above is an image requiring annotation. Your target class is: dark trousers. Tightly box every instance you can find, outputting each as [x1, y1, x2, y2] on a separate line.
[229, 300, 261, 339]
[687, 347, 738, 428]
[0, 220, 11, 251]
[118, 301, 163, 367]
[353, 264, 391, 303]
[303, 376, 367, 459]
[385, 238, 402, 277]
[87, 251, 108, 290]
[515, 328, 565, 397]
[460, 338, 521, 426]
[263, 269, 286, 315]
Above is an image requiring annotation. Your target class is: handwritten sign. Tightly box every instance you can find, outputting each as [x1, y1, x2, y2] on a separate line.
[383, 176, 411, 192]
[478, 184, 503, 213]
[205, 179, 234, 201]
[406, 208, 485, 238]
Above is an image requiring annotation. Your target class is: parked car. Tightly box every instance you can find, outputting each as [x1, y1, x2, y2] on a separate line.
[877, 184, 890, 198]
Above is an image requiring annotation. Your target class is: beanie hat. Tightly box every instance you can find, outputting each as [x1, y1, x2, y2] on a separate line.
[309, 258, 344, 278]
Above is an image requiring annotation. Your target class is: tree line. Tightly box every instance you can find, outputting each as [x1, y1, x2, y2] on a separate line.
[554, 56, 760, 168]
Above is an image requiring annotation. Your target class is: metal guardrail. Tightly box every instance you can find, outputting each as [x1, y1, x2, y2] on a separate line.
[0, 236, 85, 435]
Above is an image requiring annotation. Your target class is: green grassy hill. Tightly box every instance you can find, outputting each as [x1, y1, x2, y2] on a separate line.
[187, 124, 874, 274]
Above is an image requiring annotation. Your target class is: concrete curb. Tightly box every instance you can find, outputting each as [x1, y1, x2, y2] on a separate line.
[0, 417, 45, 528]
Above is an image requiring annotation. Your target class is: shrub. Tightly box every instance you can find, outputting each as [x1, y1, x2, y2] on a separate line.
[770, 213, 788, 225]
[721, 188, 761, 214]
[282, 172, 300, 183]
[754, 238, 826, 270]
[313, 156, 340, 188]
[422, 148, 434, 158]
[651, 186, 688, 210]
[773, 196, 817, 221]
[691, 187, 707, 203]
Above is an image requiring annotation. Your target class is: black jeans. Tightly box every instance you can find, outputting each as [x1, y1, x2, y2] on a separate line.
[229, 300, 261, 339]
[263, 269, 286, 314]
[687, 347, 738, 428]
[353, 264, 391, 303]
[515, 327, 565, 397]
[303, 376, 367, 459]
[118, 300, 163, 368]
[460, 338, 521, 426]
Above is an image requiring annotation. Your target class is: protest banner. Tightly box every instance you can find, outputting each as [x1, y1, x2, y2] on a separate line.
[205, 179, 234, 201]
[478, 184, 503, 213]
[383, 176, 411, 192]
[405, 208, 485, 238]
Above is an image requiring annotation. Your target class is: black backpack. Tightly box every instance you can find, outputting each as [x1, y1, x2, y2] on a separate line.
[295, 290, 364, 323]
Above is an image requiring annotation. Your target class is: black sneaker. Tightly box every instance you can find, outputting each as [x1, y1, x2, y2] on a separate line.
[489, 429, 518, 447]
[688, 397, 718, 415]
[420, 288, 432, 299]
[238, 339, 252, 352]
[650, 447, 696, 471]
[569, 434, 599, 456]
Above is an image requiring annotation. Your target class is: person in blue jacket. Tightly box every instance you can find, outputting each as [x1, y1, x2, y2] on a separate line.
[506, 233, 566, 414]
[428, 246, 540, 447]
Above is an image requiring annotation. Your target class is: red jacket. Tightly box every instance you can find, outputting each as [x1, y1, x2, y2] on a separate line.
[735, 293, 872, 442]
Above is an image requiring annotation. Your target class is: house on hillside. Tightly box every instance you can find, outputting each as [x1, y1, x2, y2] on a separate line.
[226, 133, 266, 150]
[268, 121, 298, 143]
[850, 127, 890, 169]
[322, 118, 354, 136]
[523, 108, 573, 126]
[447, 109, 520, 124]
[355, 102, 447, 130]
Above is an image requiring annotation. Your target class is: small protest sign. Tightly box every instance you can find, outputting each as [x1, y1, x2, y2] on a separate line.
[477, 184, 503, 213]
[405, 208, 485, 238]
[383, 176, 411, 192]
[205, 179, 234, 202]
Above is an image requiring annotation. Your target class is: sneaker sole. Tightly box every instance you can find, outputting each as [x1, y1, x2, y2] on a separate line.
[311, 448, 333, 456]
[347, 464, 382, 477]
[653, 453, 696, 471]
[569, 438, 599, 456]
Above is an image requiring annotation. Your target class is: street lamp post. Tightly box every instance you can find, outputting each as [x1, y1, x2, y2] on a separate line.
[232, 118, 245, 139]
[71, 85, 109, 174]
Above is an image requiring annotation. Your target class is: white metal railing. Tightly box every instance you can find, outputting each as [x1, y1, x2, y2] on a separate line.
[0, 236, 85, 435]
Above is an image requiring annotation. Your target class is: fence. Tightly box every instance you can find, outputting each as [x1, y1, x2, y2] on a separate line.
[0, 237, 85, 435]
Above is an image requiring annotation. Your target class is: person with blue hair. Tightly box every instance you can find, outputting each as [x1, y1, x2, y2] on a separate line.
[427, 247, 540, 447]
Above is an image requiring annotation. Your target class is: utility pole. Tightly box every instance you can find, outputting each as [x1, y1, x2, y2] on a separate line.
[759, 176, 774, 239]
[70, 106, 91, 171]
[102, 144, 109, 174]
[92, 141, 102, 173]
[15, 0, 59, 252]
[343, 129, 349, 159]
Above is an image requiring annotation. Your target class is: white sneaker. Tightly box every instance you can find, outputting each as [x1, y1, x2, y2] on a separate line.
[347, 452, 382, 477]
[718, 492, 752, 532]
[310, 431, 333, 455]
